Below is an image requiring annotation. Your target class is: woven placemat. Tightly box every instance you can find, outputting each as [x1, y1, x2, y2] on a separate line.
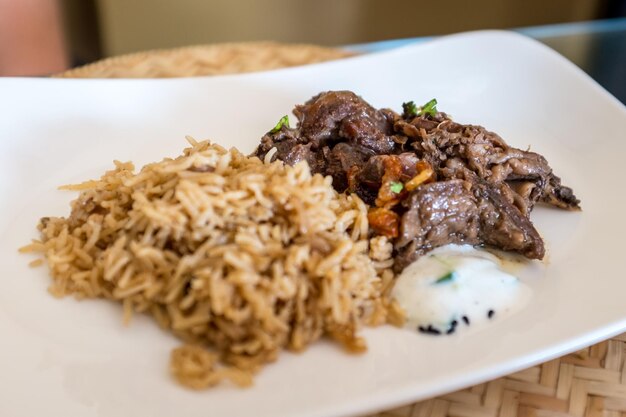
[59, 42, 626, 417]
[376, 335, 626, 417]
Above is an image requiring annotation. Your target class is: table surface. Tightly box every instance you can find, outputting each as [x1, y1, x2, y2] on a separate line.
[349, 18, 626, 105]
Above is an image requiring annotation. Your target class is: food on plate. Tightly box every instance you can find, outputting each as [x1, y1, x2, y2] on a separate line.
[254, 91, 580, 272]
[23, 91, 580, 389]
[22, 138, 399, 388]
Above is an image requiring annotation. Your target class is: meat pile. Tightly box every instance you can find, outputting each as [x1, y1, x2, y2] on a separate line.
[254, 91, 580, 271]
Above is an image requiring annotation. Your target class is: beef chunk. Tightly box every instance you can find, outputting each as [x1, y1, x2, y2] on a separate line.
[395, 180, 481, 270]
[293, 91, 395, 152]
[327, 143, 372, 192]
[394, 179, 544, 271]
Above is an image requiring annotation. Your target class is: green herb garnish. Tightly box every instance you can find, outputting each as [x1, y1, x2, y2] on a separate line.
[402, 101, 417, 117]
[435, 271, 455, 284]
[389, 181, 404, 194]
[418, 98, 438, 117]
[270, 115, 290, 133]
[403, 99, 438, 118]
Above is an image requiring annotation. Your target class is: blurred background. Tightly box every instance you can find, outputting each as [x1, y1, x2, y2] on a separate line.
[1, 0, 625, 78]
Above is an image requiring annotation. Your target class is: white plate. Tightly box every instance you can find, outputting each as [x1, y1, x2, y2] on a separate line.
[1, 31, 625, 417]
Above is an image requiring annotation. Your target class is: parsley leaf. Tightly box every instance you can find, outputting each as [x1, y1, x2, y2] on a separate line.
[270, 115, 290, 133]
[402, 101, 417, 117]
[389, 181, 404, 194]
[418, 98, 438, 117]
[402, 99, 438, 118]
[435, 271, 455, 284]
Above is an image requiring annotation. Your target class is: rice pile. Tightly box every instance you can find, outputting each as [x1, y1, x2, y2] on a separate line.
[22, 138, 399, 388]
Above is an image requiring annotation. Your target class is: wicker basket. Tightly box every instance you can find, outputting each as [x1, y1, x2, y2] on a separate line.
[56, 42, 353, 78]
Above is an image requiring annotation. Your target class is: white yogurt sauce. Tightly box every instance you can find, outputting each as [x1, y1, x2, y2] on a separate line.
[391, 245, 531, 334]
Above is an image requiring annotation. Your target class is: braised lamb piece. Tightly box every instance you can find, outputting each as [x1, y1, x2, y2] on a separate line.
[254, 91, 580, 271]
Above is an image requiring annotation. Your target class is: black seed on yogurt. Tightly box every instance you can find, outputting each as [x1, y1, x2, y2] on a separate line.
[418, 324, 443, 335]
[488, 309, 495, 319]
[446, 320, 458, 334]
[427, 325, 441, 335]
[462, 315, 470, 325]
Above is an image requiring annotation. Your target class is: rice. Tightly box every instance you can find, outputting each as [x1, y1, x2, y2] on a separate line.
[23, 138, 398, 388]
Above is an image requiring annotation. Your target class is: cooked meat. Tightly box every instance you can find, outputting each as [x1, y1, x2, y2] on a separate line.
[393, 179, 544, 272]
[395, 180, 481, 270]
[254, 91, 579, 270]
[327, 143, 373, 192]
[476, 180, 544, 260]
[351, 153, 421, 205]
[293, 90, 395, 152]
[541, 175, 580, 210]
